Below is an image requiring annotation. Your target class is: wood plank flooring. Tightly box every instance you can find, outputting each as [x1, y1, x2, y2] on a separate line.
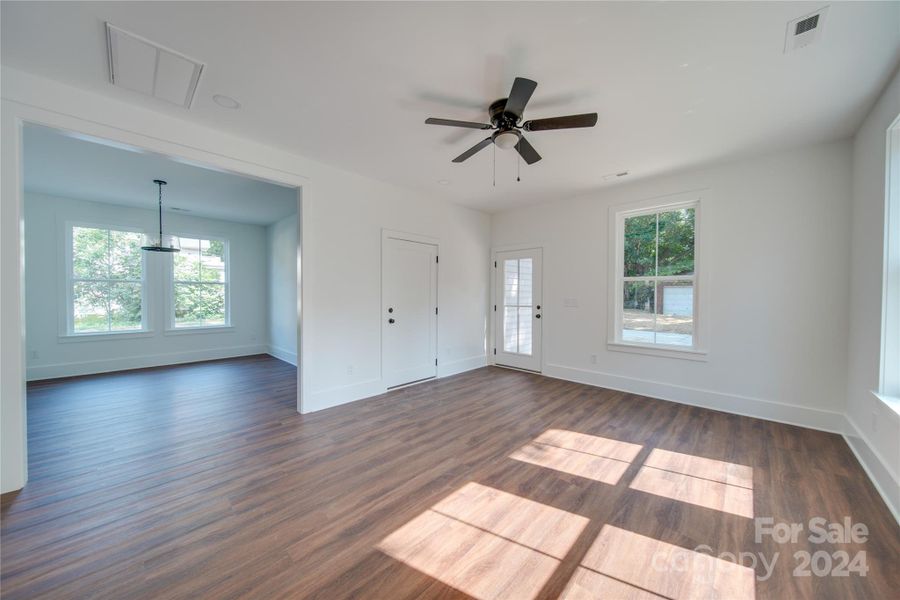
[1, 355, 898, 599]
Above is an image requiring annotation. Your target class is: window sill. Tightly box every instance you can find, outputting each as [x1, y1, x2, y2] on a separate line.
[871, 391, 900, 419]
[164, 325, 233, 336]
[607, 341, 708, 362]
[59, 330, 153, 343]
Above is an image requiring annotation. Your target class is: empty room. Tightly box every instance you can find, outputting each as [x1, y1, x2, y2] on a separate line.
[0, 2, 898, 599]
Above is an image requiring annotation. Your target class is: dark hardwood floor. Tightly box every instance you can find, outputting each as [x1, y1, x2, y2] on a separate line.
[1, 355, 897, 599]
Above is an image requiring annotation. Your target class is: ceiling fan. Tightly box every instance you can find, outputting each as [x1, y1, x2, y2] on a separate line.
[425, 77, 597, 165]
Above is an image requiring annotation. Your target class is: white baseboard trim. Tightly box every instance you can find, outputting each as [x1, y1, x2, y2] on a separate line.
[267, 345, 297, 366]
[842, 416, 900, 523]
[542, 363, 846, 434]
[304, 354, 488, 414]
[438, 354, 487, 378]
[303, 378, 385, 414]
[26, 344, 269, 381]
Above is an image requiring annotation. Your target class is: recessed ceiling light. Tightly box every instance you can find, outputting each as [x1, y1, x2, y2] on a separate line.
[679, 62, 690, 68]
[212, 94, 241, 109]
[438, 179, 450, 185]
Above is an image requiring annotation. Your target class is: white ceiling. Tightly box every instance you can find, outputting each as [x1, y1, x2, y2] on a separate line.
[23, 125, 298, 225]
[3, 2, 898, 212]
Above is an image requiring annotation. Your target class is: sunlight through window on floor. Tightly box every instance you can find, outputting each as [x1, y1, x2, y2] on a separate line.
[629, 449, 754, 518]
[509, 429, 643, 484]
[377, 482, 590, 600]
[559, 525, 756, 600]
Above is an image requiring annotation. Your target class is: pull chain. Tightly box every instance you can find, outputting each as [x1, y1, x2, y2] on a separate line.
[517, 152, 521, 182]
[492, 143, 496, 187]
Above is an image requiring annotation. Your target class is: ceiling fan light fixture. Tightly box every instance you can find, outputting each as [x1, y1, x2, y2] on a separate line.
[493, 130, 520, 150]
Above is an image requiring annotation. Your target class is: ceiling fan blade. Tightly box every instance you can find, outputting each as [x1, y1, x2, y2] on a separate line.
[523, 113, 598, 132]
[515, 136, 542, 165]
[452, 137, 493, 163]
[503, 77, 537, 120]
[425, 117, 492, 130]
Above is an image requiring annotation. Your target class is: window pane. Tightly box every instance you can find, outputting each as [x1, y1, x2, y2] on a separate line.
[504, 259, 519, 306]
[517, 306, 533, 355]
[72, 227, 109, 279]
[658, 208, 695, 276]
[109, 230, 143, 280]
[175, 283, 226, 327]
[73, 281, 109, 332]
[518, 258, 533, 306]
[109, 282, 143, 331]
[503, 306, 518, 352]
[201, 239, 226, 282]
[624, 214, 656, 277]
[622, 281, 655, 344]
[656, 281, 693, 346]
[174, 238, 201, 281]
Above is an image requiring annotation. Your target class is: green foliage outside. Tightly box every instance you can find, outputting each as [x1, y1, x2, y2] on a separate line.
[623, 208, 694, 312]
[173, 238, 227, 326]
[72, 230, 228, 332]
[72, 227, 143, 332]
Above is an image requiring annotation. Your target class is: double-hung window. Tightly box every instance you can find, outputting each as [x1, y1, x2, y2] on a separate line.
[171, 237, 229, 328]
[611, 199, 702, 354]
[68, 225, 146, 334]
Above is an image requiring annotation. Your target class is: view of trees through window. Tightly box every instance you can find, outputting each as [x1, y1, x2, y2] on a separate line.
[71, 226, 144, 333]
[622, 206, 695, 346]
[173, 237, 227, 327]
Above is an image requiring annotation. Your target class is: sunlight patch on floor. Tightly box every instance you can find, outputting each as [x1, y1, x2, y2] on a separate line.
[510, 430, 642, 484]
[377, 482, 589, 600]
[559, 525, 756, 600]
[629, 449, 754, 518]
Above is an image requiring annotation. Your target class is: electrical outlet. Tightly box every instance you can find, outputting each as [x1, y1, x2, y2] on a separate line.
[30, 350, 39, 360]
[590, 354, 598, 365]
[347, 365, 354, 376]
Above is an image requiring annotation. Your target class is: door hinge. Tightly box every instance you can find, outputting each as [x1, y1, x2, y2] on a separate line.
[493, 348, 497, 355]
[493, 304, 496, 311]
[494, 260, 497, 268]
[436, 255, 439, 264]
[435, 358, 438, 366]
[435, 307, 438, 315]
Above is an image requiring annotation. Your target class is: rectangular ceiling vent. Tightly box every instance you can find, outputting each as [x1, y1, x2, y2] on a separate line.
[784, 7, 829, 53]
[106, 23, 204, 108]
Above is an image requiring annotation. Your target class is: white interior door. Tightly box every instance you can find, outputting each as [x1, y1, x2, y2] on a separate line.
[383, 235, 438, 388]
[494, 248, 542, 372]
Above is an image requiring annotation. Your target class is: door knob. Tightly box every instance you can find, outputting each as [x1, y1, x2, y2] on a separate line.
[535, 314, 541, 319]
[388, 307, 394, 313]
[388, 318, 395, 324]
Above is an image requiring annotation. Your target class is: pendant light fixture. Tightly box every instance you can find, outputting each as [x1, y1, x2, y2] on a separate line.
[141, 179, 180, 253]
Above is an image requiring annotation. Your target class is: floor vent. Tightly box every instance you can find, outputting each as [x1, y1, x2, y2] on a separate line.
[784, 7, 829, 53]
[106, 23, 204, 108]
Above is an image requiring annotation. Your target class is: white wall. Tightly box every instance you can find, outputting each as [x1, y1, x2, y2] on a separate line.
[1, 67, 491, 492]
[846, 67, 900, 519]
[267, 213, 298, 365]
[24, 192, 269, 380]
[492, 139, 852, 431]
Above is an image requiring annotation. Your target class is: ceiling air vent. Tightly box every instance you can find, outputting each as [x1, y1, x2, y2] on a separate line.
[106, 23, 204, 108]
[784, 7, 829, 54]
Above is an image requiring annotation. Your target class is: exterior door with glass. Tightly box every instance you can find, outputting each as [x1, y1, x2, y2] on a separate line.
[494, 248, 542, 372]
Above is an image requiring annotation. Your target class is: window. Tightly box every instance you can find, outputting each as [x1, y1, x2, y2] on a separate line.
[611, 199, 701, 354]
[69, 225, 145, 334]
[879, 119, 900, 402]
[171, 237, 229, 328]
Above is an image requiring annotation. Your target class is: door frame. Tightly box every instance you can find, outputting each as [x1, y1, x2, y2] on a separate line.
[490, 243, 545, 373]
[381, 229, 439, 388]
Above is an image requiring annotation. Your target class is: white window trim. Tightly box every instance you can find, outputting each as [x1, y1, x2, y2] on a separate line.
[607, 191, 708, 360]
[876, 115, 900, 412]
[165, 233, 231, 331]
[61, 220, 151, 339]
